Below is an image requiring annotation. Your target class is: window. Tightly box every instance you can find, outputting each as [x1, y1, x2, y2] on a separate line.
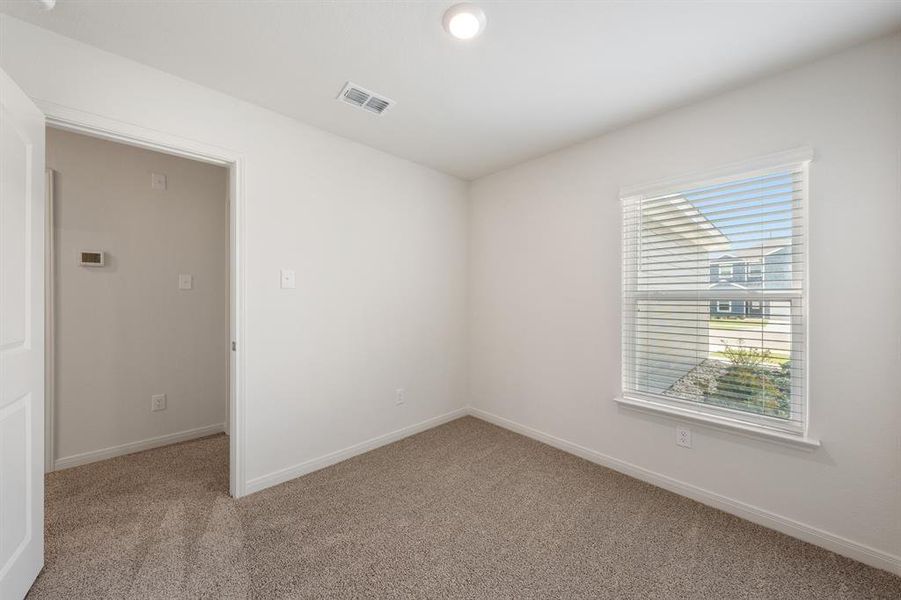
[717, 263, 733, 280]
[747, 262, 763, 281]
[620, 149, 810, 441]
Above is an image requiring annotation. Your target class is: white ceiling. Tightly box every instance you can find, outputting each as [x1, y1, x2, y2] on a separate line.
[3, 1, 901, 180]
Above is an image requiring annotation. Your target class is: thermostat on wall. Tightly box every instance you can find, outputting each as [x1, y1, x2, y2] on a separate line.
[78, 250, 105, 267]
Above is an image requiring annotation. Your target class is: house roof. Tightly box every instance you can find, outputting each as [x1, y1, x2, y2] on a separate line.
[644, 196, 729, 251]
[711, 237, 791, 262]
[709, 281, 749, 291]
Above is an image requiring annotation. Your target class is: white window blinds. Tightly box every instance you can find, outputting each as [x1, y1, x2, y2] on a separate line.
[622, 152, 810, 434]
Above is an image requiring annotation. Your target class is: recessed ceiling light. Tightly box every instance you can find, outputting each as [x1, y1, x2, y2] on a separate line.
[442, 3, 487, 41]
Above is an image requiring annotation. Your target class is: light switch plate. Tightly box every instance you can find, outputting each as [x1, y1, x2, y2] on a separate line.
[151, 172, 167, 190]
[178, 273, 193, 290]
[280, 269, 296, 289]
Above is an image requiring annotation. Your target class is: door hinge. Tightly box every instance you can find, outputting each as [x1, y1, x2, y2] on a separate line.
[231, 341, 236, 351]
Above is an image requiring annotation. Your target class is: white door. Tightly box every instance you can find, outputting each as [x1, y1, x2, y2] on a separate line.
[0, 69, 45, 599]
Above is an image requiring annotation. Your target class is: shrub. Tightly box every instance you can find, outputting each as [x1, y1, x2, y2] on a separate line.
[710, 341, 790, 419]
[721, 342, 771, 368]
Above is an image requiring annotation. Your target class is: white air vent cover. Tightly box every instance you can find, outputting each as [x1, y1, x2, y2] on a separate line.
[337, 82, 395, 115]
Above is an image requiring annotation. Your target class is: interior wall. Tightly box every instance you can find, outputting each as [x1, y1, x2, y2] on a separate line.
[0, 15, 468, 491]
[7, 12, 898, 568]
[46, 129, 229, 465]
[468, 32, 901, 564]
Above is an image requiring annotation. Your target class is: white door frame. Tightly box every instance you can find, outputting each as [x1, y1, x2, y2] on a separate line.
[37, 100, 247, 498]
[44, 169, 54, 475]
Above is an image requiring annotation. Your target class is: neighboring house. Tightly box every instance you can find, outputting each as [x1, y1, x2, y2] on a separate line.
[708, 239, 791, 318]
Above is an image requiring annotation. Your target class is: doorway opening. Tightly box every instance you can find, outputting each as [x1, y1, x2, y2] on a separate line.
[43, 120, 243, 497]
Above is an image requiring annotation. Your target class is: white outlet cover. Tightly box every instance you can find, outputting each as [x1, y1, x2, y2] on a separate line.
[395, 388, 405, 405]
[151, 394, 167, 412]
[178, 273, 193, 290]
[676, 426, 692, 448]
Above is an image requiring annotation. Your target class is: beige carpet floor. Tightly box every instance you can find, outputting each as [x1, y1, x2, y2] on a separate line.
[27, 416, 901, 599]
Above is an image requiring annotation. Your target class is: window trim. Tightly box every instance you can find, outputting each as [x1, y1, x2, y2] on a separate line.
[618, 147, 815, 446]
[614, 395, 820, 449]
[717, 263, 733, 281]
[747, 262, 763, 281]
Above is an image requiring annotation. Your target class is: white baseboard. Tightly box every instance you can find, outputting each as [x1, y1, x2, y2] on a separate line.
[129, 407, 896, 576]
[245, 408, 468, 495]
[468, 406, 901, 577]
[53, 423, 226, 471]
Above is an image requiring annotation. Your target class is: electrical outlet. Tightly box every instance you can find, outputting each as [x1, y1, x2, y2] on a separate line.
[151, 394, 167, 412]
[395, 388, 405, 406]
[676, 425, 692, 448]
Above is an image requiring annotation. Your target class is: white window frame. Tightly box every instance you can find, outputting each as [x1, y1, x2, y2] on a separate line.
[718, 263, 733, 280]
[748, 262, 763, 281]
[717, 301, 731, 312]
[616, 147, 818, 449]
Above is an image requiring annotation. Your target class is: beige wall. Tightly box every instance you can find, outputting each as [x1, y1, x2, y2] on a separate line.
[3, 16, 469, 493]
[469, 33, 901, 565]
[47, 128, 228, 465]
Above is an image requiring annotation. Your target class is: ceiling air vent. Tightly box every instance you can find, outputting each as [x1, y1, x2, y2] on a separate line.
[342, 86, 369, 107]
[337, 82, 394, 116]
[363, 96, 391, 115]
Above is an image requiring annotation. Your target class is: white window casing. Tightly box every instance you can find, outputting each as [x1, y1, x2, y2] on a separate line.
[618, 148, 818, 448]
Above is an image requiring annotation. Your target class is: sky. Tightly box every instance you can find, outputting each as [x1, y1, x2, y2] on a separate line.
[683, 171, 797, 252]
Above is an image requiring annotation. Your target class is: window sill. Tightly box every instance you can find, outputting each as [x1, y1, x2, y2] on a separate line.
[614, 396, 821, 451]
